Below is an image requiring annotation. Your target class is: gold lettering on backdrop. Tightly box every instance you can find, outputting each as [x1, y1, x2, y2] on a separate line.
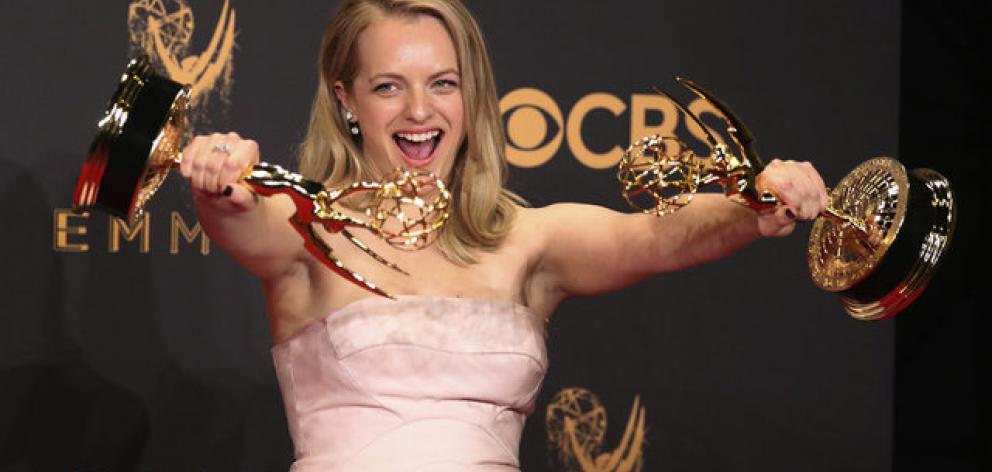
[109, 213, 151, 253]
[630, 94, 678, 150]
[546, 388, 647, 472]
[567, 93, 627, 169]
[51, 210, 209, 255]
[128, 0, 236, 126]
[170, 211, 210, 255]
[53, 209, 89, 252]
[500, 88, 564, 168]
[501, 88, 719, 170]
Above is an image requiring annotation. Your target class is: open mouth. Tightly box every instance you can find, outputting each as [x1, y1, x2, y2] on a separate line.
[394, 129, 442, 167]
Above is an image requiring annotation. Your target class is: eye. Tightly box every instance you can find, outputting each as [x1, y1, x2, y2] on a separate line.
[432, 79, 459, 92]
[374, 82, 399, 94]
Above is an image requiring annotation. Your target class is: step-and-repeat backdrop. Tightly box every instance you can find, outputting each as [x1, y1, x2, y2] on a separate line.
[0, 1, 898, 470]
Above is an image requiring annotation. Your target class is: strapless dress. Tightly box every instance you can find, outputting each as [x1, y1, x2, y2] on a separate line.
[271, 295, 549, 471]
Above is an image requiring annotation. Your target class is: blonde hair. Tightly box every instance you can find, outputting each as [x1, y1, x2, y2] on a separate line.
[298, 0, 522, 264]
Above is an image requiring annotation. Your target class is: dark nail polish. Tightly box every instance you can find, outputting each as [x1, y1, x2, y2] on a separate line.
[223, 185, 233, 197]
[786, 209, 796, 219]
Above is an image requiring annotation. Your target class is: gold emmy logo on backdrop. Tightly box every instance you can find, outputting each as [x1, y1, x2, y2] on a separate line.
[546, 388, 647, 472]
[127, 0, 236, 126]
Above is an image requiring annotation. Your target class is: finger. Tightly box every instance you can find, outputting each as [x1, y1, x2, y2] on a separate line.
[221, 139, 258, 187]
[209, 133, 242, 193]
[758, 208, 796, 237]
[216, 136, 259, 210]
[778, 205, 797, 226]
[799, 162, 826, 218]
[205, 136, 231, 195]
[788, 161, 821, 217]
[794, 167, 818, 220]
[191, 138, 210, 195]
[767, 161, 818, 220]
[225, 183, 257, 210]
[180, 135, 207, 178]
[193, 135, 215, 195]
[761, 173, 794, 206]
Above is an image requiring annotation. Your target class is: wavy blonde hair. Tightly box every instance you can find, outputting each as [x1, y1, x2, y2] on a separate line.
[298, 0, 522, 264]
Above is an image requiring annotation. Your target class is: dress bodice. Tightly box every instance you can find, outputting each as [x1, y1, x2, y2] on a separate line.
[271, 295, 549, 472]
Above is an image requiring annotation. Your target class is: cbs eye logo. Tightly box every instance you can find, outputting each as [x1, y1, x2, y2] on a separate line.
[500, 88, 564, 168]
[500, 88, 725, 169]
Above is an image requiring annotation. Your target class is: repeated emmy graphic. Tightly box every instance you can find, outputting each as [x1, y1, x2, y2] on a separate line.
[546, 388, 647, 472]
[128, 0, 237, 128]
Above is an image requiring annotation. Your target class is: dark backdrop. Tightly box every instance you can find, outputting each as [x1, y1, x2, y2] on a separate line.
[0, 1, 977, 471]
[895, 2, 988, 471]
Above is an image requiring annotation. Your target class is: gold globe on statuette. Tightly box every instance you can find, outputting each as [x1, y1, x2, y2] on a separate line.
[73, 56, 451, 298]
[617, 78, 955, 320]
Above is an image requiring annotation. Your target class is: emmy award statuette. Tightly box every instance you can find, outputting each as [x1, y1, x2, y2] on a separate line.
[617, 78, 955, 320]
[73, 56, 451, 298]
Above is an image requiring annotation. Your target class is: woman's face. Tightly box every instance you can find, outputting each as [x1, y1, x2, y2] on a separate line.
[336, 14, 464, 181]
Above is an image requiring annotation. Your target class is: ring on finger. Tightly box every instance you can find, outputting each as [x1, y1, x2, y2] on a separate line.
[213, 142, 231, 154]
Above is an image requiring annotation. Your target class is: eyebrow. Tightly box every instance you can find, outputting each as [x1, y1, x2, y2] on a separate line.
[369, 68, 461, 82]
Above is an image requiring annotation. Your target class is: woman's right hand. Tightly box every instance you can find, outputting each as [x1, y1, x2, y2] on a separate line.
[179, 132, 260, 212]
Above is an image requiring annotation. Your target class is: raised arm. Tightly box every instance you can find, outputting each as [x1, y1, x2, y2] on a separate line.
[529, 159, 828, 299]
[180, 132, 306, 280]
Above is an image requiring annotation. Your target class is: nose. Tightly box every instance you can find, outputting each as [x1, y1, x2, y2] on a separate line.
[406, 89, 432, 122]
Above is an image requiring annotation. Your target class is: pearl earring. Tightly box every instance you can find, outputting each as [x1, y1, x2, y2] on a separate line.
[345, 110, 360, 135]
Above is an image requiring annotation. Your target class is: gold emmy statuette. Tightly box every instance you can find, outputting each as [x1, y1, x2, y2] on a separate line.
[73, 56, 451, 298]
[618, 78, 955, 320]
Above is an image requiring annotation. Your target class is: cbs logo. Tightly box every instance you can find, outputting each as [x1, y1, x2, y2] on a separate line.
[500, 88, 723, 169]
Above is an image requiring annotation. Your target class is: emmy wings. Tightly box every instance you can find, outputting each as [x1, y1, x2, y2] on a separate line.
[246, 164, 451, 298]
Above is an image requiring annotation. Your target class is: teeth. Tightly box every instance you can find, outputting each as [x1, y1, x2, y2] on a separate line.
[396, 130, 440, 142]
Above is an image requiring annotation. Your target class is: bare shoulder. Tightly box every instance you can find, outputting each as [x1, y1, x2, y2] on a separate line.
[510, 202, 620, 241]
[513, 202, 591, 227]
[505, 203, 576, 249]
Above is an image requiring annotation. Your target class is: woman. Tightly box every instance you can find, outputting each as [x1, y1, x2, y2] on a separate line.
[179, 0, 827, 469]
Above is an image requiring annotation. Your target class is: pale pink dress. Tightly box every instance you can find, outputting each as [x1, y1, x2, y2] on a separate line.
[272, 295, 549, 471]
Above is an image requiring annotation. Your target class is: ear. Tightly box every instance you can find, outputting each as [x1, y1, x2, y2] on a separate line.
[333, 81, 354, 117]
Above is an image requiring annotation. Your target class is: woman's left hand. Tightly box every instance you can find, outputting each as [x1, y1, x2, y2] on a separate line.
[754, 159, 829, 237]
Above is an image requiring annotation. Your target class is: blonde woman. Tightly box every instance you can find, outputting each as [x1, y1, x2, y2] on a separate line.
[179, 0, 828, 469]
